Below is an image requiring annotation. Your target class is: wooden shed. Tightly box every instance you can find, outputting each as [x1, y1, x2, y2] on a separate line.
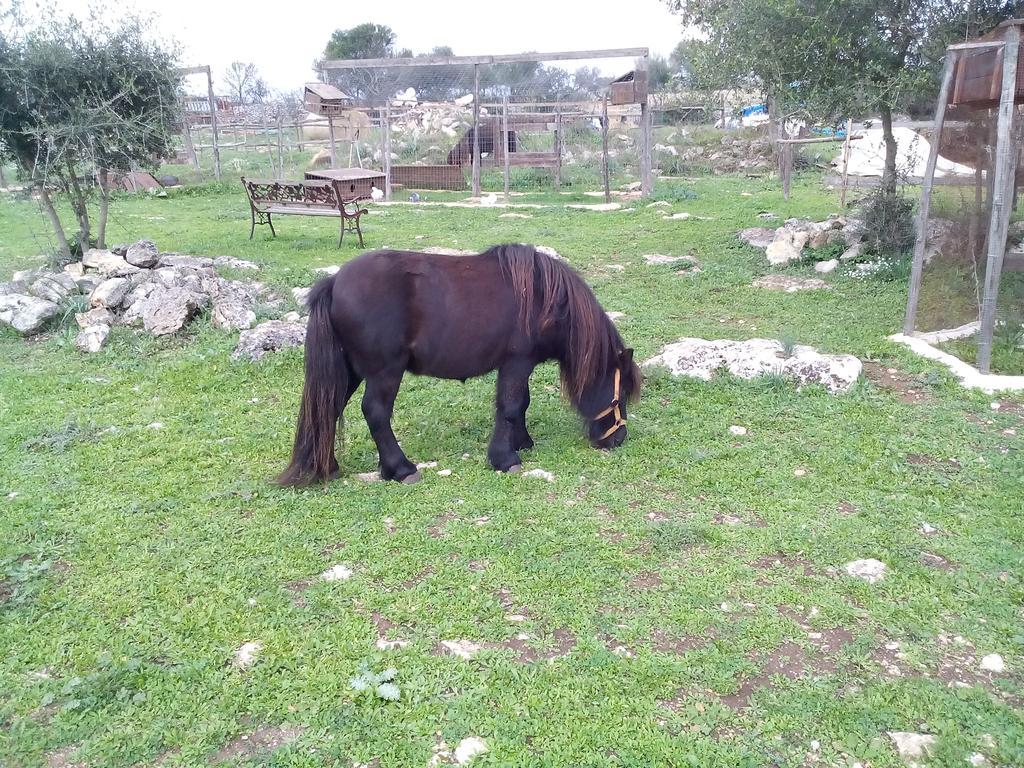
[609, 70, 648, 106]
[304, 82, 353, 116]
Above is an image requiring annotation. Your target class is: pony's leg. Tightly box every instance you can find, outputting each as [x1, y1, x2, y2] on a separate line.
[488, 360, 534, 472]
[361, 368, 419, 483]
[512, 384, 534, 452]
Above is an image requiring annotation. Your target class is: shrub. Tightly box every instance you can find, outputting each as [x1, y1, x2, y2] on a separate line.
[860, 190, 915, 258]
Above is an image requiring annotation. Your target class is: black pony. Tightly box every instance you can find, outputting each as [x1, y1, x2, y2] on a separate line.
[277, 243, 641, 485]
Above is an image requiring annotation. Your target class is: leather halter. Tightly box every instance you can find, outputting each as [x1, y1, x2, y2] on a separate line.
[593, 368, 626, 441]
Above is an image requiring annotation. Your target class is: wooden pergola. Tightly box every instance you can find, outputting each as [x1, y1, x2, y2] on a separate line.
[904, 20, 1024, 373]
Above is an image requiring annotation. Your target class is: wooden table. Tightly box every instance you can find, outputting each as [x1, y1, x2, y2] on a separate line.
[304, 168, 385, 200]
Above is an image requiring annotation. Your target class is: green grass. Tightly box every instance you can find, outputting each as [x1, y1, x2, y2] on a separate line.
[1, 173, 1023, 768]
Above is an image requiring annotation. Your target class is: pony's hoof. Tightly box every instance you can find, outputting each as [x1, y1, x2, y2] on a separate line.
[506, 464, 522, 474]
[401, 471, 422, 485]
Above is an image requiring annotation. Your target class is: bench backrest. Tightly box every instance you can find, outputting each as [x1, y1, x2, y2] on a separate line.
[242, 178, 340, 211]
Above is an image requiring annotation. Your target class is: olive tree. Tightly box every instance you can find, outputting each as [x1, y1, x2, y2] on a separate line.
[0, 8, 181, 259]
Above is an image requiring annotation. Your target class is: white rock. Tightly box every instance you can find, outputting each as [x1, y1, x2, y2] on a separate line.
[74, 323, 110, 353]
[662, 212, 692, 220]
[90, 277, 131, 308]
[437, 469, 452, 477]
[967, 753, 988, 766]
[729, 425, 748, 436]
[141, 287, 203, 336]
[840, 242, 864, 261]
[357, 471, 382, 483]
[75, 307, 114, 329]
[232, 320, 306, 362]
[441, 639, 481, 660]
[212, 299, 256, 331]
[738, 227, 776, 249]
[376, 637, 410, 650]
[214, 256, 260, 271]
[0, 294, 58, 335]
[125, 240, 160, 268]
[920, 522, 938, 535]
[643, 254, 696, 266]
[30, 273, 78, 303]
[887, 732, 937, 761]
[147, 422, 163, 430]
[83, 249, 139, 276]
[499, 212, 533, 219]
[292, 286, 312, 307]
[845, 558, 888, 584]
[157, 254, 213, 269]
[644, 338, 861, 394]
[606, 311, 626, 322]
[815, 259, 839, 274]
[523, 468, 555, 482]
[454, 737, 488, 765]
[232, 641, 262, 670]
[535, 245, 563, 261]
[321, 564, 353, 582]
[980, 653, 1005, 673]
[752, 274, 829, 292]
[793, 468, 807, 477]
[765, 230, 804, 266]
[566, 202, 622, 212]
[647, 201, 671, 208]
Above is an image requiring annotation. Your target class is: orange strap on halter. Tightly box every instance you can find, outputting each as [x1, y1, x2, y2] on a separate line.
[593, 368, 626, 441]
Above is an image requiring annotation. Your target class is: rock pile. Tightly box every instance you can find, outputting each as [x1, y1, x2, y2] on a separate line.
[663, 134, 773, 174]
[0, 240, 275, 353]
[739, 214, 953, 269]
[644, 337, 862, 394]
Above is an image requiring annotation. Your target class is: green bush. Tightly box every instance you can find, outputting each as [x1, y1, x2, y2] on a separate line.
[860, 190, 915, 257]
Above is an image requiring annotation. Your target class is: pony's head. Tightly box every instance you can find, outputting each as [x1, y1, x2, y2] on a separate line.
[577, 348, 641, 449]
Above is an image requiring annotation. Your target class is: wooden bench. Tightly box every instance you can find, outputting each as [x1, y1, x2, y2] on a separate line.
[241, 177, 368, 248]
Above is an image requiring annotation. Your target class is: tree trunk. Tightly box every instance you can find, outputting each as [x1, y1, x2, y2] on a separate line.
[37, 184, 73, 263]
[879, 103, 898, 194]
[97, 168, 110, 250]
[66, 159, 91, 248]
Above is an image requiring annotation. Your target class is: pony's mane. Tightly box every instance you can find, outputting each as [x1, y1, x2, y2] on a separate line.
[492, 243, 626, 402]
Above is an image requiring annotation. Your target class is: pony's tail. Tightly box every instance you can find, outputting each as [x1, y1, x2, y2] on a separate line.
[276, 278, 347, 486]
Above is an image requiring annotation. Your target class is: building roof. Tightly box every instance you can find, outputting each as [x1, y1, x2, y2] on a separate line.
[304, 82, 352, 102]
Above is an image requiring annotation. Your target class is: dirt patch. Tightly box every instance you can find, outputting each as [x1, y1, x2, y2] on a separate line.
[628, 571, 663, 590]
[209, 724, 306, 763]
[713, 511, 767, 527]
[921, 552, 955, 571]
[46, 745, 87, 768]
[719, 640, 836, 709]
[494, 628, 577, 663]
[599, 528, 628, 544]
[836, 500, 858, 516]
[863, 362, 935, 405]
[650, 629, 713, 655]
[428, 513, 457, 538]
[750, 552, 820, 577]
[600, 633, 636, 658]
[401, 567, 433, 589]
[906, 453, 961, 471]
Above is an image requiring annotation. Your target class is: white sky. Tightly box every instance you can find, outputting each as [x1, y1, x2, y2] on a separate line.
[38, 0, 690, 95]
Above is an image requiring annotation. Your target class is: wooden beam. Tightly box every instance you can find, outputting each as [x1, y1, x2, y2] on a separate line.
[554, 109, 562, 192]
[321, 48, 649, 70]
[502, 96, 511, 203]
[472, 65, 481, 197]
[383, 102, 392, 200]
[839, 118, 854, 209]
[601, 95, 611, 204]
[777, 135, 864, 145]
[639, 53, 653, 196]
[175, 65, 210, 77]
[205, 68, 221, 181]
[946, 40, 1005, 51]
[977, 24, 1021, 373]
[903, 51, 958, 335]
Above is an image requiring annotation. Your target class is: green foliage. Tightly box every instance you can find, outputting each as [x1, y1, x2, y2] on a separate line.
[801, 238, 845, 264]
[860, 189, 916, 258]
[349, 663, 400, 702]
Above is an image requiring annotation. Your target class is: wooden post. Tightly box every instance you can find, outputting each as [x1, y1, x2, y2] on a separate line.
[639, 53, 653, 196]
[502, 96, 511, 202]
[472, 64, 481, 198]
[977, 28, 1020, 373]
[903, 51, 958, 336]
[786, 141, 794, 201]
[182, 119, 200, 173]
[262, 111, 274, 176]
[968, 123, 985, 265]
[839, 118, 854, 208]
[206, 67, 221, 181]
[602, 94, 611, 204]
[276, 113, 284, 178]
[383, 101, 392, 200]
[554, 109, 562, 192]
[327, 114, 338, 168]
